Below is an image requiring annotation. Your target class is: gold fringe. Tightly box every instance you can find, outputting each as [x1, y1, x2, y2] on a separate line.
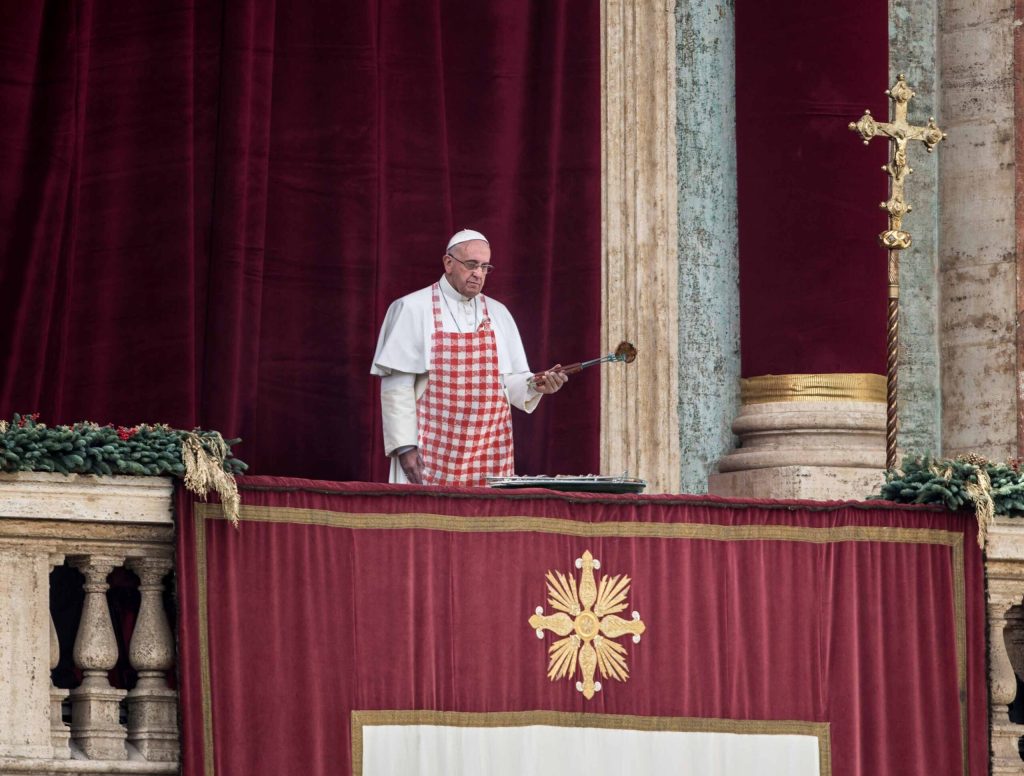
[963, 468, 994, 550]
[0, 420, 7, 434]
[182, 432, 240, 528]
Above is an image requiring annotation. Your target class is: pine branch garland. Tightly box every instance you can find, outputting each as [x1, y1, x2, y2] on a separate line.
[0, 413, 247, 524]
[876, 454, 1021, 546]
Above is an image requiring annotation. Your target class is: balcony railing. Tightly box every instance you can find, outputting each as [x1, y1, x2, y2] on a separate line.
[2, 472, 1024, 773]
[987, 517, 1024, 775]
[0, 472, 178, 774]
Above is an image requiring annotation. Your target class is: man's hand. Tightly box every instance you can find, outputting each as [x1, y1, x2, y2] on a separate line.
[398, 447, 425, 484]
[532, 364, 568, 394]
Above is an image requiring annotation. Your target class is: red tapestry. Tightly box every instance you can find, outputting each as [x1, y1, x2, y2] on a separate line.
[176, 478, 987, 776]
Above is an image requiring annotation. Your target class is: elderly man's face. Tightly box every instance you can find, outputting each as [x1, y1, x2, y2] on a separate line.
[443, 240, 491, 299]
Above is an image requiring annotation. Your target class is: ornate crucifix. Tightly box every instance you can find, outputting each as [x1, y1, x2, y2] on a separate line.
[849, 74, 945, 470]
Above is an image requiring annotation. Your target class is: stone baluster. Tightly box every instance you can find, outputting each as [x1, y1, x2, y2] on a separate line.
[48, 553, 70, 759]
[987, 579, 1023, 773]
[68, 554, 127, 760]
[126, 554, 179, 761]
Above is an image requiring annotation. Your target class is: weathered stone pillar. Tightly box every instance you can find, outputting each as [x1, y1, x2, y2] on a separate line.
[674, 0, 740, 494]
[0, 546, 56, 759]
[126, 554, 179, 761]
[48, 554, 70, 759]
[601, 0, 681, 494]
[938, 0, 1018, 461]
[69, 555, 127, 761]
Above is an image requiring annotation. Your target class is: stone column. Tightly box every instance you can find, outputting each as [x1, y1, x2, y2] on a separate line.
[0, 545, 56, 759]
[48, 554, 70, 759]
[675, 0, 741, 494]
[126, 555, 179, 761]
[938, 0, 1018, 461]
[602, 0, 681, 494]
[69, 555, 127, 761]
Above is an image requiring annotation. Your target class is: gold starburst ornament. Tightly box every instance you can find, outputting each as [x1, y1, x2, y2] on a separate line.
[528, 550, 646, 699]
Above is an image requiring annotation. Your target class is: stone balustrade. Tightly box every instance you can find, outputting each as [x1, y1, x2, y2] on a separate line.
[0, 473, 178, 775]
[3, 471, 1024, 773]
[987, 517, 1024, 775]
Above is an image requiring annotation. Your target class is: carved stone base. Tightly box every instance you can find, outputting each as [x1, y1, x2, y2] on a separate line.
[709, 399, 886, 500]
[991, 719, 1024, 774]
[127, 685, 179, 761]
[49, 688, 70, 759]
[708, 465, 885, 501]
[69, 679, 127, 761]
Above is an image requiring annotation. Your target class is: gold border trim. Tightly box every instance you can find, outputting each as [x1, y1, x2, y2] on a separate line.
[741, 373, 887, 404]
[352, 710, 832, 776]
[195, 503, 957, 547]
[194, 502, 968, 776]
[195, 511, 216, 776]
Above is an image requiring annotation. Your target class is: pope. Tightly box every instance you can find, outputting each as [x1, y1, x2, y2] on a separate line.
[370, 229, 567, 485]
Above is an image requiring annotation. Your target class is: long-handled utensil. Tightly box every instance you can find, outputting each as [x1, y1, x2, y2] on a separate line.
[532, 341, 637, 384]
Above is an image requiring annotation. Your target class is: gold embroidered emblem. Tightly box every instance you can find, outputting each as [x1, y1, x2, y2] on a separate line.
[528, 550, 646, 699]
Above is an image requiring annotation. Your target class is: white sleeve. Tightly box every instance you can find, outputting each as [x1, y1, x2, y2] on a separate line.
[504, 371, 543, 414]
[380, 372, 419, 455]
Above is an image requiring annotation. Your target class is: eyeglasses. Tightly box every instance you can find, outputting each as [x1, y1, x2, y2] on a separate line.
[446, 254, 495, 274]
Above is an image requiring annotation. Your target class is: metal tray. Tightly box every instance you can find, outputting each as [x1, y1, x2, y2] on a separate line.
[486, 474, 647, 494]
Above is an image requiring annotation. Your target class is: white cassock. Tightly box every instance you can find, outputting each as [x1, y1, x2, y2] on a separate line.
[370, 275, 543, 483]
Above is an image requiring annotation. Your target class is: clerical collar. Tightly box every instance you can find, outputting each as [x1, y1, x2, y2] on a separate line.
[439, 274, 477, 304]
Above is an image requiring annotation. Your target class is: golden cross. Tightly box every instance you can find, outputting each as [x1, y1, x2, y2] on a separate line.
[849, 74, 945, 296]
[848, 75, 945, 470]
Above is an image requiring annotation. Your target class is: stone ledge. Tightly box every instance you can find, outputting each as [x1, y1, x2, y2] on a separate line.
[0, 757, 177, 774]
[0, 474, 172, 525]
[986, 517, 1024, 563]
[708, 466, 885, 501]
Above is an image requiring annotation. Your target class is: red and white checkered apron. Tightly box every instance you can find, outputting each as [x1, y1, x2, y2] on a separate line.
[416, 283, 515, 485]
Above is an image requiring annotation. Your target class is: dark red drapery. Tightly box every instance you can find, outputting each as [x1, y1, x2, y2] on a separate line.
[0, 1, 601, 481]
[736, 0, 890, 376]
[176, 479, 988, 776]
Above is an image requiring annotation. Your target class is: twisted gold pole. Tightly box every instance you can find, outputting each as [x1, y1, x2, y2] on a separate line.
[849, 75, 945, 470]
[885, 297, 899, 469]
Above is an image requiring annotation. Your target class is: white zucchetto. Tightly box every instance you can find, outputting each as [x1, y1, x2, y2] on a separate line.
[446, 229, 489, 251]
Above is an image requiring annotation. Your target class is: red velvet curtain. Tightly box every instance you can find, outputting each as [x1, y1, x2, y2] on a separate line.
[177, 479, 988, 776]
[0, 1, 600, 481]
[736, 0, 889, 376]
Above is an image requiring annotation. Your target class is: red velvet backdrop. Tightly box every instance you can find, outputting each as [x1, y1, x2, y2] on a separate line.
[736, 0, 890, 376]
[0, 2, 600, 481]
[177, 479, 988, 776]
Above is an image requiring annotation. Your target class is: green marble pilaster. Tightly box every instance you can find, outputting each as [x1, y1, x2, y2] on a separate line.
[889, 0, 942, 456]
[675, 0, 740, 492]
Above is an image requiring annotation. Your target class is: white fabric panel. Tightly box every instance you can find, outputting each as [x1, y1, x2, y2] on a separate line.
[362, 724, 821, 776]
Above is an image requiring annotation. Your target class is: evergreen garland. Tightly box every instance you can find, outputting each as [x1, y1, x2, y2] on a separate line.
[877, 454, 1024, 546]
[0, 413, 247, 478]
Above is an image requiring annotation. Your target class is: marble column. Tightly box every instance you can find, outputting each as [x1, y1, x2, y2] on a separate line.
[602, 0, 681, 494]
[938, 0, 1018, 461]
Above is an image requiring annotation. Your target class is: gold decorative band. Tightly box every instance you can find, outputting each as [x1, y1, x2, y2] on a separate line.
[741, 373, 887, 404]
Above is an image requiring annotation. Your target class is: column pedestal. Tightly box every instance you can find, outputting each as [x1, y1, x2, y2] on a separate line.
[708, 375, 887, 501]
